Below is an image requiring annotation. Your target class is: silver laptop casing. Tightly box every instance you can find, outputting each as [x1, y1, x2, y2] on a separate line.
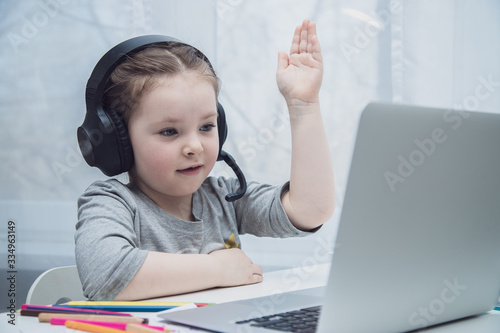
[319, 103, 500, 332]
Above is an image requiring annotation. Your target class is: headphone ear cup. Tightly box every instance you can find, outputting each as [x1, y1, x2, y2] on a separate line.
[216, 102, 228, 161]
[107, 110, 134, 173]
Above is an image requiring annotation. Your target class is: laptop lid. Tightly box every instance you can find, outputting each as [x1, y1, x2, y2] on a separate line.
[318, 102, 500, 332]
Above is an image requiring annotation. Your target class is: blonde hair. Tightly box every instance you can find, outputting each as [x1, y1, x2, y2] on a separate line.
[102, 42, 220, 123]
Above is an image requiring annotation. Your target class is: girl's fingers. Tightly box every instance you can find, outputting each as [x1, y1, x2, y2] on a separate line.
[290, 25, 301, 55]
[307, 22, 317, 54]
[299, 19, 309, 53]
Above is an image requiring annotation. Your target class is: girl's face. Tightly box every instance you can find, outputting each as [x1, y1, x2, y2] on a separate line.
[128, 72, 219, 210]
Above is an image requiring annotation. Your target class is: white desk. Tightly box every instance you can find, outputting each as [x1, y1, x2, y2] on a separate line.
[2, 264, 500, 332]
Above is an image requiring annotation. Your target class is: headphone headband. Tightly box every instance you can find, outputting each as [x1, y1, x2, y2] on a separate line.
[78, 35, 247, 201]
[86, 36, 183, 113]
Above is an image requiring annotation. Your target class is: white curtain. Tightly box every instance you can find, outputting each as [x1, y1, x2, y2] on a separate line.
[1, 0, 499, 303]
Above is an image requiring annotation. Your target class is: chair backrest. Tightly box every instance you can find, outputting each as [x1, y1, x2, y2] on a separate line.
[26, 265, 85, 305]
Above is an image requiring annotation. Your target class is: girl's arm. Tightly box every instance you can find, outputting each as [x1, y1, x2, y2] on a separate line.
[276, 19, 335, 231]
[115, 248, 262, 300]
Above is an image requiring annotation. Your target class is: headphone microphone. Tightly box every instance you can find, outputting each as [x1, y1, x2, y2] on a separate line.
[219, 151, 247, 202]
[77, 35, 247, 202]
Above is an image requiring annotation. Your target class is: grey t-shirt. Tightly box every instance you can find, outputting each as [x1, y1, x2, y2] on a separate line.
[75, 176, 314, 300]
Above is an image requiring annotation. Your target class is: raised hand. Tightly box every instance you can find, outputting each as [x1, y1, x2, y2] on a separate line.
[276, 19, 323, 106]
[276, 20, 335, 232]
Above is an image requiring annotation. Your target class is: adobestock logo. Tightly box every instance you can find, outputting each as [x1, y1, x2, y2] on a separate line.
[339, 0, 403, 64]
[384, 74, 498, 193]
[233, 233, 336, 333]
[409, 278, 467, 328]
[237, 106, 289, 163]
[217, 0, 243, 20]
[52, 117, 116, 182]
[384, 127, 448, 193]
[7, 0, 70, 54]
[52, 93, 139, 182]
[281, 234, 335, 291]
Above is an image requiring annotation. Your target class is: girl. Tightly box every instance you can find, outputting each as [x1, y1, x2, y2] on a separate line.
[75, 19, 334, 301]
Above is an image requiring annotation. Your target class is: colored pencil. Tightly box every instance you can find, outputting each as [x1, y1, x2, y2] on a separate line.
[60, 301, 211, 312]
[126, 323, 173, 333]
[21, 304, 131, 317]
[38, 313, 148, 324]
[50, 318, 170, 332]
[64, 321, 173, 333]
[65, 321, 125, 333]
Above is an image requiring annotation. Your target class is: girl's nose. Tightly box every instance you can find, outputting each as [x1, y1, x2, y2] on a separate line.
[183, 133, 203, 156]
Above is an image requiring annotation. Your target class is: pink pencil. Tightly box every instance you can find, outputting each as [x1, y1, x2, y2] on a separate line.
[50, 318, 166, 331]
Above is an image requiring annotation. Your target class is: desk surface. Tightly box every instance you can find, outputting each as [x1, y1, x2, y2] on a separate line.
[2, 263, 500, 332]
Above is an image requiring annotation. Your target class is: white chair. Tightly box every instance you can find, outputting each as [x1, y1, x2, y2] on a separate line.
[26, 265, 86, 305]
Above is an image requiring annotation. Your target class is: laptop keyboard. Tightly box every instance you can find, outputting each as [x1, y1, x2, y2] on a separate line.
[235, 305, 321, 332]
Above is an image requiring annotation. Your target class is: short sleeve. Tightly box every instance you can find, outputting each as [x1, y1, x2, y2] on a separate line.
[75, 180, 148, 300]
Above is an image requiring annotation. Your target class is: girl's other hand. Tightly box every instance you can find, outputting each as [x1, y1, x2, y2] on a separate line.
[208, 248, 263, 287]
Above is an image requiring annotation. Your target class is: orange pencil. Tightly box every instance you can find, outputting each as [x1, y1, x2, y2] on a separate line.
[64, 321, 174, 333]
[66, 320, 125, 333]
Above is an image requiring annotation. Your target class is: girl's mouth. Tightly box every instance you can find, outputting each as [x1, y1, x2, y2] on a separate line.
[177, 165, 202, 176]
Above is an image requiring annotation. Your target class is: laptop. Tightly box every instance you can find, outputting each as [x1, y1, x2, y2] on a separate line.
[159, 102, 500, 333]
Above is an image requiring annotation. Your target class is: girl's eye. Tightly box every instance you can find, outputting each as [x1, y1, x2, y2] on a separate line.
[160, 128, 177, 136]
[200, 124, 216, 132]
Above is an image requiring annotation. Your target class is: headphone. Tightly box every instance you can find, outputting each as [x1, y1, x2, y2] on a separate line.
[77, 35, 247, 201]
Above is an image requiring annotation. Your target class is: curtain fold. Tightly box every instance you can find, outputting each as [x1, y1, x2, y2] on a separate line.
[389, 0, 500, 111]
